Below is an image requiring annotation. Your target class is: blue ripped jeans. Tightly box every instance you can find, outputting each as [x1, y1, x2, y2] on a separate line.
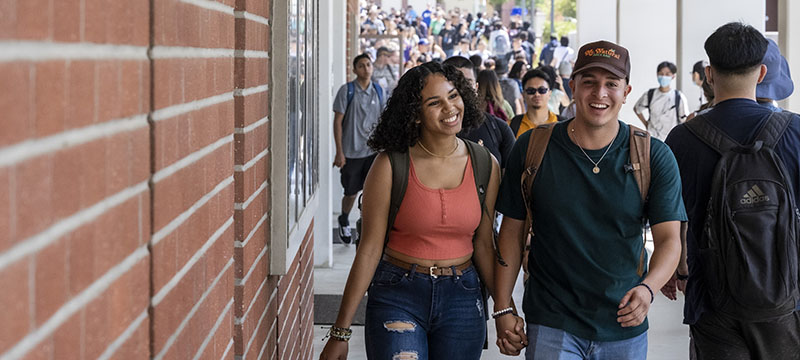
[364, 260, 486, 360]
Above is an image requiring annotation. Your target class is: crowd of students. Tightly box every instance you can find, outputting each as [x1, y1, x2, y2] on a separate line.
[358, 3, 578, 120]
[321, 4, 800, 359]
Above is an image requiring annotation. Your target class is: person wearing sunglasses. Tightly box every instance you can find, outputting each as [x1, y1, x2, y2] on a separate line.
[508, 69, 563, 138]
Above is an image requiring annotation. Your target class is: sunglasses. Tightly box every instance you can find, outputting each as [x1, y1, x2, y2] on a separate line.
[525, 87, 550, 95]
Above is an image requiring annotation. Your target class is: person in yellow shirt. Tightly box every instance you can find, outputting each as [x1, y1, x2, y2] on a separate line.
[508, 69, 563, 138]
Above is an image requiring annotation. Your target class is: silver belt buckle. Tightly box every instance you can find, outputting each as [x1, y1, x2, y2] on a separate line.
[429, 266, 438, 278]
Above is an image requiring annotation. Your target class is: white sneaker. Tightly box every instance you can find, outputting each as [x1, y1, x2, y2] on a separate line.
[339, 225, 352, 245]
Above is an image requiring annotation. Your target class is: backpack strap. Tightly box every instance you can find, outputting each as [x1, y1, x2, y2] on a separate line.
[464, 139, 492, 229]
[754, 111, 793, 148]
[372, 81, 384, 104]
[684, 113, 741, 154]
[510, 114, 524, 137]
[646, 88, 655, 109]
[674, 90, 682, 125]
[346, 81, 355, 109]
[521, 123, 556, 237]
[629, 125, 651, 203]
[384, 150, 410, 246]
[344, 81, 356, 121]
[628, 124, 651, 277]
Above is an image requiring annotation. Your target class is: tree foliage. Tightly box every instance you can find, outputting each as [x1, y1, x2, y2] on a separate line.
[557, 0, 576, 19]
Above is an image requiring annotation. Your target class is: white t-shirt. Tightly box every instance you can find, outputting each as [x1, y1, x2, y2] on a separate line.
[634, 89, 689, 140]
[551, 46, 575, 75]
[489, 30, 510, 56]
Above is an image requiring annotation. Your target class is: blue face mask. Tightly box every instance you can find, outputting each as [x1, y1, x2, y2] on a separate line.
[658, 75, 672, 88]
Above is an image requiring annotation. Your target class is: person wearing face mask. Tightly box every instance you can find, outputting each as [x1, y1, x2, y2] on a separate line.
[633, 61, 690, 140]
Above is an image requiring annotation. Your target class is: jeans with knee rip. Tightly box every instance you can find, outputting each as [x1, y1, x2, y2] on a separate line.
[364, 260, 486, 360]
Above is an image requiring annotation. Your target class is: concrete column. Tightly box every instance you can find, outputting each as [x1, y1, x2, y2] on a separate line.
[677, 0, 765, 112]
[315, 0, 347, 268]
[779, 0, 800, 112]
[617, 0, 678, 126]
[575, 0, 617, 46]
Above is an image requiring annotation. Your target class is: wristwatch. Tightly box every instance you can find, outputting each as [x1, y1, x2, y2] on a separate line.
[676, 273, 689, 281]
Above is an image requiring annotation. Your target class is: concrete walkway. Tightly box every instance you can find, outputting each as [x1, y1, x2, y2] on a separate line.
[313, 244, 689, 359]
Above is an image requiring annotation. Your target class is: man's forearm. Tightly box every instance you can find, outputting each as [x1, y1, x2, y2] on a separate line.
[494, 217, 526, 309]
[333, 113, 344, 153]
[635, 112, 648, 128]
[643, 221, 682, 290]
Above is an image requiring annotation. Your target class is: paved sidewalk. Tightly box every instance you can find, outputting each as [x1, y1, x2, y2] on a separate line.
[313, 244, 689, 359]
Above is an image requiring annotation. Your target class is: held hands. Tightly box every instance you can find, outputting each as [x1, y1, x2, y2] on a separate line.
[495, 314, 528, 356]
[319, 338, 348, 360]
[617, 285, 652, 328]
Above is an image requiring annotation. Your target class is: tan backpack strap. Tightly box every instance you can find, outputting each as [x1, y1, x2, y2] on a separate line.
[628, 125, 651, 203]
[628, 125, 651, 277]
[520, 124, 556, 237]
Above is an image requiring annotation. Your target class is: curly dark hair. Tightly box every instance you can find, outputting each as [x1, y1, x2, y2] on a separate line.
[368, 61, 483, 152]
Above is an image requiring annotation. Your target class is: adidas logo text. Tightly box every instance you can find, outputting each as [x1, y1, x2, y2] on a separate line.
[740, 184, 770, 205]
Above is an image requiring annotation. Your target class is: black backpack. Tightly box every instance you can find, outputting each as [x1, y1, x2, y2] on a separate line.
[686, 112, 800, 321]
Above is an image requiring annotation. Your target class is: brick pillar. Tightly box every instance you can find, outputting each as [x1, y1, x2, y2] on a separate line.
[148, 0, 237, 358]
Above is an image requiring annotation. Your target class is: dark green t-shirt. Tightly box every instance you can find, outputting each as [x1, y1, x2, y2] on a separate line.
[497, 120, 687, 341]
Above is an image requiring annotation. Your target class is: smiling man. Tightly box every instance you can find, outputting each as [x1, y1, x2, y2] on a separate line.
[492, 40, 686, 359]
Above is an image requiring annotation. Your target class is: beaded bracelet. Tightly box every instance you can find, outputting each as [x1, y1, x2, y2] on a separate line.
[491, 307, 515, 319]
[326, 326, 352, 342]
[636, 283, 654, 304]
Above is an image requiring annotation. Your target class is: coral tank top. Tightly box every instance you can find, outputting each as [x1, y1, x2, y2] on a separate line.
[386, 155, 481, 260]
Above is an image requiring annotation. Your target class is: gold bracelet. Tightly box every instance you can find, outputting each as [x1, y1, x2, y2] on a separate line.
[326, 326, 352, 342]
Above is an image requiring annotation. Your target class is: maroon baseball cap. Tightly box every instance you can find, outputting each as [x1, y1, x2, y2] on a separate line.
[571, 40, 631, 80]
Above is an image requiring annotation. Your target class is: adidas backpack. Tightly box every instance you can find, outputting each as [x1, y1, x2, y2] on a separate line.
[686, 111, 800, 321]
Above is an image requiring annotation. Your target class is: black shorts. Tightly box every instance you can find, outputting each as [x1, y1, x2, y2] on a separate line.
[340, 154, 376, 196]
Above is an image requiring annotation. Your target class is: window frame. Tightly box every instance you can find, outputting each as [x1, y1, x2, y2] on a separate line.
[270, 0, 319, 275]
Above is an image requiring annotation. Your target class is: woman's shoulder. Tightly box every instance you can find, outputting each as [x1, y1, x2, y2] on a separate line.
[371, 151, 399, 178]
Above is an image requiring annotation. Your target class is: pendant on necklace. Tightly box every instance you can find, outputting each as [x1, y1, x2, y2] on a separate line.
[593, 166, 600, 174]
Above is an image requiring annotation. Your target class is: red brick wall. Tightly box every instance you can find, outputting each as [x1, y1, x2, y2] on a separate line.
[347, 0, 359, 78]
[0, 0, 315, 358]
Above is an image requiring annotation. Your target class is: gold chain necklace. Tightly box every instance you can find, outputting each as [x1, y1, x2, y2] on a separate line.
[418, 138, 459, 158]
[570, 125, 615, 174]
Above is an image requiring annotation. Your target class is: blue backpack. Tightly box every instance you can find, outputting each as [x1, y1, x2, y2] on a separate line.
[345, 81, 384, 117]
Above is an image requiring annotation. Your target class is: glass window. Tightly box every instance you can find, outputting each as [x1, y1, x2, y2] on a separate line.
[287, 0, 299, 228]
[271, 0, 318, 275]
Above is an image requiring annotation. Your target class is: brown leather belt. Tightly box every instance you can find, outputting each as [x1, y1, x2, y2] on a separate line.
[381, 254, 472, 278]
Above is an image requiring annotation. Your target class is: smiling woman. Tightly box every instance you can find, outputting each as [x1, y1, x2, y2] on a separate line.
[367, 62, 483, 152]
[319, 62, 517, 360]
